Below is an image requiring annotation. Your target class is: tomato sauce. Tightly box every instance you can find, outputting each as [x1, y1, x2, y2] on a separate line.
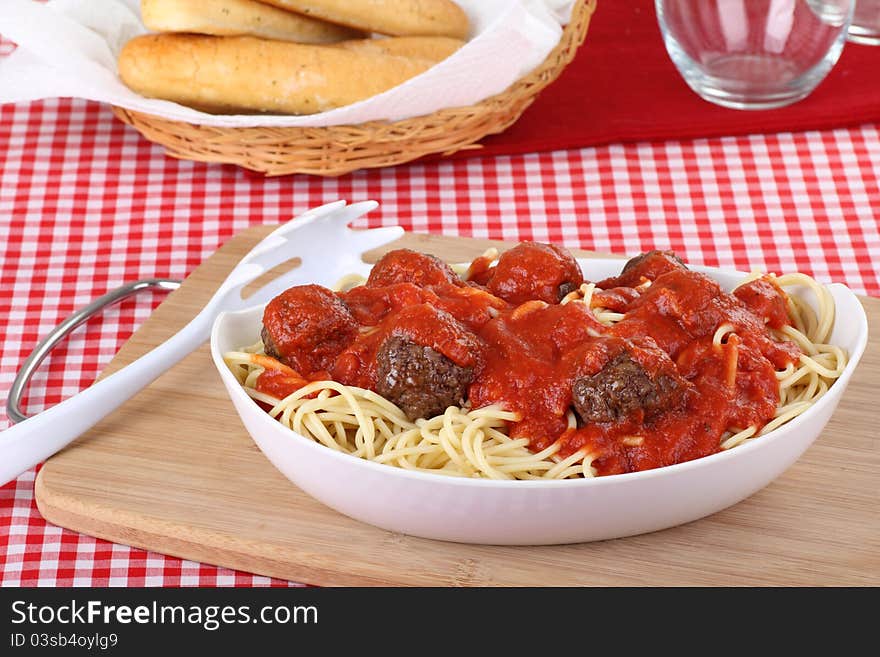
[258, 245, 802, 476]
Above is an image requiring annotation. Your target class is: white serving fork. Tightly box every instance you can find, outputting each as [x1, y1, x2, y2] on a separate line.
[0, 200, 404, 486]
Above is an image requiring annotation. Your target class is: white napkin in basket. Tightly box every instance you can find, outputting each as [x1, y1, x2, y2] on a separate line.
[0, 0, 575, 127]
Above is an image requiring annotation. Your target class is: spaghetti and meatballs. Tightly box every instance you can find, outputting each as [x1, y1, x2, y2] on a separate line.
[224, 242, 846, 479]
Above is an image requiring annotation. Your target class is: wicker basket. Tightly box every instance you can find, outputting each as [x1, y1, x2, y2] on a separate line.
[112, 0, 597, 177]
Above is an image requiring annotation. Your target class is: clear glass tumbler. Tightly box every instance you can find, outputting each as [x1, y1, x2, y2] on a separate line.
[656, 0, 854, 109]
[848, 0, 880, 44]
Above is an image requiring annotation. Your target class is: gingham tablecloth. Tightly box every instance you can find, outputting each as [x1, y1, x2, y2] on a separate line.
[0, 94, 878, 586]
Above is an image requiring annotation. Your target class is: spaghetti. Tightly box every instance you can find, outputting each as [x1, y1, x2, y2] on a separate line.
[224, 245, 846, 480]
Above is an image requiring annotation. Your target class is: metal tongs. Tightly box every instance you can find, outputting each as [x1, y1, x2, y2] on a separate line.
[0, 200, 404, 485]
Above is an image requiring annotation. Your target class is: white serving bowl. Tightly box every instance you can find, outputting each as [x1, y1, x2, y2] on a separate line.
[210, 259, 868, 545]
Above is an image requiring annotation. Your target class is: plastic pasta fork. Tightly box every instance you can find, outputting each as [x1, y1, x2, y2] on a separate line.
[0, 200, 403, 486]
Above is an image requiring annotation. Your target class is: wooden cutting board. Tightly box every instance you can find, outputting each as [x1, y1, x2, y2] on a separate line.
[35, 226, 880, 586]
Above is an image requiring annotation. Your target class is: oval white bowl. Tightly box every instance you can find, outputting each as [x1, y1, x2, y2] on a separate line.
[209, 259, 868, 545]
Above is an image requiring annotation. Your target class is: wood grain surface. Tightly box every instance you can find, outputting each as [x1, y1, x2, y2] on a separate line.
[35, 226, 880, 586]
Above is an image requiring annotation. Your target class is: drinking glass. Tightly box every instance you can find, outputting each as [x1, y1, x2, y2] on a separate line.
[848, 0, 880, 44]
[656, 0, 855, 109]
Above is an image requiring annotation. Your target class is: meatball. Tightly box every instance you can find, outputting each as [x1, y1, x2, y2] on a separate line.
[572, 350, 684, 424]
[261, 324, 280, 358]
[367, 249, 461, 289]
[262, 284, 358, 374]
[598, 250, 687, 289]
[486, 242, 584, 305]
[376, 335, 473, 421]
[622, 250, 685, 276]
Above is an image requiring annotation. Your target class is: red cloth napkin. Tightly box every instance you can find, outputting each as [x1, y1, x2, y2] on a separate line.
[451, 0, 880, 159]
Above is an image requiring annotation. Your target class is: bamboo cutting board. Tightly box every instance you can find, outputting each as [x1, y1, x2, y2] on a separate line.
[35, 226, 880, 586]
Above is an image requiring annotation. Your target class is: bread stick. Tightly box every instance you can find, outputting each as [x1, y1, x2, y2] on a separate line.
[257, 0, 470, 39]
[141, 0, 363, 44]
[334, 36, 464, 62]
[118, 34, 436, 115]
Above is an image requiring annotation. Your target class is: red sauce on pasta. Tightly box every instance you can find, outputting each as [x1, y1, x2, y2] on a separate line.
[258, 244, 802, 476]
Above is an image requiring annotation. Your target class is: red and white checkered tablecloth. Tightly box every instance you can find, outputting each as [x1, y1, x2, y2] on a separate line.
[0, 95, 878, 586]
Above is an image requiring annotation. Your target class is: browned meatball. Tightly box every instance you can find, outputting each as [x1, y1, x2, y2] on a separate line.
[376, 335, 473, 421]
[572, 351, 684, 424]
[262, 284, 358, 374]
[598, 250, 687, 289]
[261, 325, 280, 358]
[486, 242, 584, 305]
[367, 249, 461, 289]
[622, 250, 686, 275]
